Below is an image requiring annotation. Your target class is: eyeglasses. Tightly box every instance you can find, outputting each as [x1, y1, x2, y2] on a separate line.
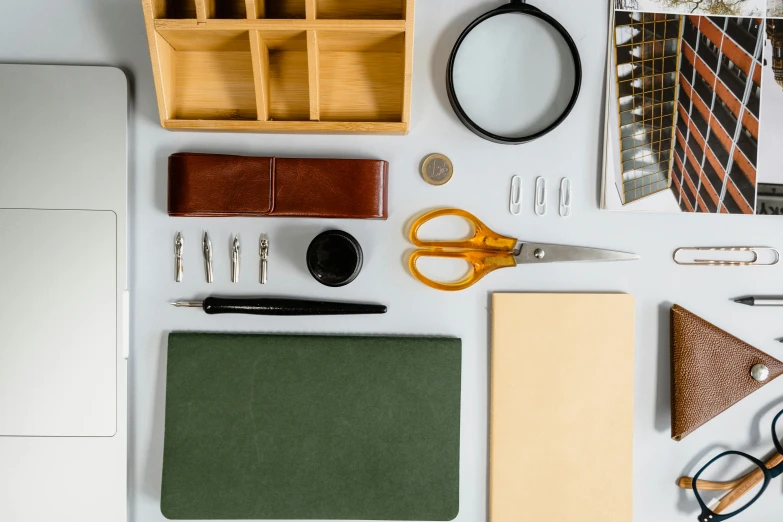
[676, 409, 783, 521]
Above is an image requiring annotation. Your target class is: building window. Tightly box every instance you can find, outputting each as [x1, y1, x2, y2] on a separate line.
[614, 12, 681, 204]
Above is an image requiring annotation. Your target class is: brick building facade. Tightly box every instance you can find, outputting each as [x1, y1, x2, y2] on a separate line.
[613, 13, 762, 213]
[673, 16, 761, 213]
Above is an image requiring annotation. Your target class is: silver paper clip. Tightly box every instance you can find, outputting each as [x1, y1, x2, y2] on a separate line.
[534, 177, 547, 216]
[509, 175, 522, 215]
[559, 178, 572, 217]
[673, 247, 780, 266]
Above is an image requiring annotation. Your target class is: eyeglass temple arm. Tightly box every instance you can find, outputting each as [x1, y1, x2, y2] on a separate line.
[677, 453, 783, 513]
[677, 476, 743, 491]
[677, 453, 783, 490]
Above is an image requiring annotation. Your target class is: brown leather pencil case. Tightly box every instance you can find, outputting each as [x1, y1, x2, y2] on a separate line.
[168, 153, 389, 219]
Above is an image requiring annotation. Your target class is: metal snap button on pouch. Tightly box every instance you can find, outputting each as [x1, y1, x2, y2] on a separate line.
[751, 364, 770, 382]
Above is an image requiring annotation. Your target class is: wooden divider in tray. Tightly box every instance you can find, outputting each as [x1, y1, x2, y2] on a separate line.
[141, 0, 414, 134]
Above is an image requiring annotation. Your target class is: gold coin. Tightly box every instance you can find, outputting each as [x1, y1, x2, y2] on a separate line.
[420, 153, 453, 186]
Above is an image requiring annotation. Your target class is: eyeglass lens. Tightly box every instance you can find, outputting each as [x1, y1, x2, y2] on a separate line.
[694, 453, 766, 516]
[451, 13, 577, 138]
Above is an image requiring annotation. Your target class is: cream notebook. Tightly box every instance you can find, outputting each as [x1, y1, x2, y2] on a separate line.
[490, 293, 635, 522]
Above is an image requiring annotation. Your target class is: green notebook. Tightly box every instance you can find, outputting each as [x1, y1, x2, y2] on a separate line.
[161, 333, 461, 521]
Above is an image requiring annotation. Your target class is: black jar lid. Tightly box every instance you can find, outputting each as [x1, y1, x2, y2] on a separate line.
[306, 230, 363, 287]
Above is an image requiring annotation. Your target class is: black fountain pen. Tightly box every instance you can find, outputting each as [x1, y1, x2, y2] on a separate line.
[171, 296, 387, 316]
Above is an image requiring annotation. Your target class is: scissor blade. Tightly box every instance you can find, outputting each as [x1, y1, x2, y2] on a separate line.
[515, 243, 640, 264]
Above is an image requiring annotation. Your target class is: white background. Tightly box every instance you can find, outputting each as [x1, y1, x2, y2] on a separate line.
[1, 0, 782, 521]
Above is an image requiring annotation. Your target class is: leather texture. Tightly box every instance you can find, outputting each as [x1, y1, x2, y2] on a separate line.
[670, 305, 783, 441]
[168, 153, 389, 219]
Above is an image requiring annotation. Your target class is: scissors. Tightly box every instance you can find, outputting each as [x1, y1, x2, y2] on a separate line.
[408, 208, 639, 291]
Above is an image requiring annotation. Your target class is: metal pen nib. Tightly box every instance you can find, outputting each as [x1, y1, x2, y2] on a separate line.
[170, 301, 202, 308]
[231, 235, 240, 283]
[203, 231, 213, 283]
[174, 232, 183, 282]
[259, 234, 269, 284]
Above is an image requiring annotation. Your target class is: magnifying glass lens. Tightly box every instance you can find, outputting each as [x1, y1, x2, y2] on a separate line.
[451, 12, 577, 138]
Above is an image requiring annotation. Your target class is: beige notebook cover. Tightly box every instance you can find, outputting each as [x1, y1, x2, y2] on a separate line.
[491, 293, 634, 522]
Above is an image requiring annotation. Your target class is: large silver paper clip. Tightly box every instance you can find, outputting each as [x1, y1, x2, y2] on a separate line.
[673, 247, 780, 266]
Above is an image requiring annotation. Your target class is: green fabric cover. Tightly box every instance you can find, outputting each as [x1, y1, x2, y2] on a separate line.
[161, 333, 462, 521]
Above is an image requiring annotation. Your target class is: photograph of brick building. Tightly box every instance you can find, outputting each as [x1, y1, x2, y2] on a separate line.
[612, 12, 681, 206]
[608, 11, 762, 213]
[673, 15, 761, 213]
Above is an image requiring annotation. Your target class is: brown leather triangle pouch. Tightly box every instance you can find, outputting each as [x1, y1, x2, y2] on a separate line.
[671, 304, 783, 441]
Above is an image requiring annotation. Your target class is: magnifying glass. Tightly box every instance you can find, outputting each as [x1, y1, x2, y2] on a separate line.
[447, 0, 582, 144]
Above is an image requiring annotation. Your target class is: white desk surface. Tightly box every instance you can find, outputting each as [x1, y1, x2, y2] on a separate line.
[1, 1, 781, 521]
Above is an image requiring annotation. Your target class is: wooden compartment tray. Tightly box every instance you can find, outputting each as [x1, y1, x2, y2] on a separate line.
[141, 0, 414, 134]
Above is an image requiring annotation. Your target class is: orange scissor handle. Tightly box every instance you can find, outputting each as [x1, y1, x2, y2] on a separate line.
[409, 249, 517, 291]
[409, 208, 518, 252]
[408, 208, 519, 291]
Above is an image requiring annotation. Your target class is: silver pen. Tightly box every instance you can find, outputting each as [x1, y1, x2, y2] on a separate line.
[259, 235, 269, 284]
[203, 232, 213, 283]
[735, 297, 783, 307]
[231, 235, 241, 283]
[175, 232, 183, 282]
